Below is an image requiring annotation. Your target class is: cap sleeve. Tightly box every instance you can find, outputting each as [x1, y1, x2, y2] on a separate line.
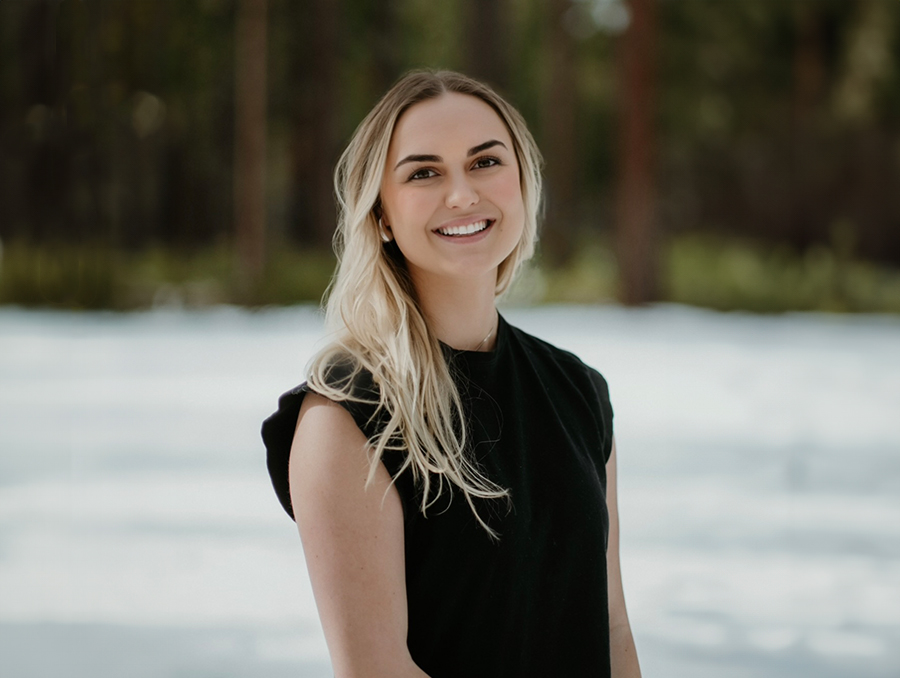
[588, 368, 615, 463]
[261, 384, 308, 519]
[261, 368, 385, 520]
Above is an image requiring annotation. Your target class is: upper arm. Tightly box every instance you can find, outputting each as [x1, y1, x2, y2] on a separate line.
[289, 392, 423, 678]
[606, 437, 630, 631]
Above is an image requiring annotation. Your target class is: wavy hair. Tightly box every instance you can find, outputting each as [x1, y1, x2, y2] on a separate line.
[306, 70, 543, 537]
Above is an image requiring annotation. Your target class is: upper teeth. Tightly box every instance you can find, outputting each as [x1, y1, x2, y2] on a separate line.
[437, 220, 489, 236]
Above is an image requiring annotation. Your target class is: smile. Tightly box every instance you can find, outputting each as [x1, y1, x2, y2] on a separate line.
[435, 220, 493, 237]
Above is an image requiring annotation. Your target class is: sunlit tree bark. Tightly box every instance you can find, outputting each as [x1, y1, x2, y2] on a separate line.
[234, 0, 267, 283]
[831, 0, 898, 261]
[615, 0, 658, 305]
[832, 0, 894, 127]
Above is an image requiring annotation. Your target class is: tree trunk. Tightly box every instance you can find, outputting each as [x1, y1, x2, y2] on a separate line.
[289, 0, 339, 248]
[615, 0, 658, 305]
[790, 2, 825, 250]
[542, 0, 578, 267]
[21, 0, 66, 243]
[369, 0, 401, 96]
[234, 0, 267, 284]
[464, 0, 508, 89]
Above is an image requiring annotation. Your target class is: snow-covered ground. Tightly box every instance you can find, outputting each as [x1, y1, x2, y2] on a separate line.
[1, 304, 898, 678]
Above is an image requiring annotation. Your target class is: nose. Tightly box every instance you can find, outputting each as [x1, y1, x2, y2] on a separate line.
[445, 171, 479, 209]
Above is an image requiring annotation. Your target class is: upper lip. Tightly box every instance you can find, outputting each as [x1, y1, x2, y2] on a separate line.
[433, 215, 495, 232]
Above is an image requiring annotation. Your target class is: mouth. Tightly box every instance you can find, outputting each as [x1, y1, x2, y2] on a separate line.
[434, 219, 494, 238]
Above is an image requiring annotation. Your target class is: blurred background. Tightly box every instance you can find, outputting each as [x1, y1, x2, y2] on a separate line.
[3, 0, 900, 311]
[1, 1, 900, 677]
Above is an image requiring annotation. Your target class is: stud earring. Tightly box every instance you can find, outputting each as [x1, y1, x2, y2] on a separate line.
[378, 217, 392, 243]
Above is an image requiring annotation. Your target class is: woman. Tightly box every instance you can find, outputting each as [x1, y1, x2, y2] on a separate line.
[262, 70, 641, 678]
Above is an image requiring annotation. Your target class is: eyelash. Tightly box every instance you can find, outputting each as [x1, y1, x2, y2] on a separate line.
[408, 168, 437, 181]
[474, 155, 501, 169]
[407, 155, 502, 182]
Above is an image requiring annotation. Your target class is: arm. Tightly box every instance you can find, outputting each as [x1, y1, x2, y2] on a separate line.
[289, 392, 431, 678]
[607, 437, 642, 677]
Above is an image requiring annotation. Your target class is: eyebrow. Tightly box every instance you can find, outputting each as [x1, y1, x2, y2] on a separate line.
[393, 139, 508, 170]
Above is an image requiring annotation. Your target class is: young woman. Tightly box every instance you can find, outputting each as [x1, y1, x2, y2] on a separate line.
[262, 70, 641, 678]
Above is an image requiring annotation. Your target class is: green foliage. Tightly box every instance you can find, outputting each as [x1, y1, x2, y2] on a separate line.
[531, 233, 900, 314]
[125, 243, 336, 308]
[3, 0, 900, 313]
[117, 243, 236, 308]
[0, 240, 335, 310]
[237, 246, 336, 307]
[0, 242, 116, 310]
[2, 236, 898, 314]
[665, 234, 900, 314]
[536, 238, 619, 304]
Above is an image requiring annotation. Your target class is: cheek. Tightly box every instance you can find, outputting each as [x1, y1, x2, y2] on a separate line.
[492, 173, 526, 223]
[384, 190, 434, 230]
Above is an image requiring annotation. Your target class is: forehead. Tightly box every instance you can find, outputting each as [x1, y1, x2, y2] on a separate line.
[387, 92, 512, 157]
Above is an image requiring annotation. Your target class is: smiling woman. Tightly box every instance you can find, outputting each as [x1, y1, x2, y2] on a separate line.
[261, 70, 641, 678]
[379, 94, 525, 291]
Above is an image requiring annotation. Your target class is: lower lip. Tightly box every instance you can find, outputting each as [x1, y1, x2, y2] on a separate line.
[433, 221, 494, 243]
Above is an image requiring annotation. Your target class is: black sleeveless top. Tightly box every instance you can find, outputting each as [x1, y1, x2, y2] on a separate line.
[262, 315, 614, 678]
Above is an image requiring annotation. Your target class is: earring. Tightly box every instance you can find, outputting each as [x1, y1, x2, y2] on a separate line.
[378, 217, 392, 243]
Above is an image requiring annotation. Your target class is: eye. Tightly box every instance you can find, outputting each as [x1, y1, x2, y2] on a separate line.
[408, 167, 438, 181]
[472, 155, 501, 170]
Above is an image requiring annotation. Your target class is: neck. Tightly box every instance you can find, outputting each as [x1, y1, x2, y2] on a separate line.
[411, 270, 499, 352]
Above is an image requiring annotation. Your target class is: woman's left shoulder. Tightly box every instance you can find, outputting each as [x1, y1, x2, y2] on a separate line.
[508, 323, 615, 461]
[509, 324, 609, 385]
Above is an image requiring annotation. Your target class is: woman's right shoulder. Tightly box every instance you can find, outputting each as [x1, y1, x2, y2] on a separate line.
[294, 388, 367, 440]
[291, 390, 372, 480]
[262, 359, 384, 520]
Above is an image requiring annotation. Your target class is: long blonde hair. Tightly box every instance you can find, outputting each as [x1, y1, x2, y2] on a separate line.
[307, 70, 543, 536]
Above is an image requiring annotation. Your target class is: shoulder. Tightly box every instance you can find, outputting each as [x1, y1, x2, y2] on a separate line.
[508, 322, 609, 390]
[506, 321, 614, 459]
[291, 391, 373, 491]
[508, 322, 581, 365]
[261, 358, 384, 520]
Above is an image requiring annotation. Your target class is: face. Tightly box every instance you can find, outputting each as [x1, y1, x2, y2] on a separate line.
[379, 92, 525, 290]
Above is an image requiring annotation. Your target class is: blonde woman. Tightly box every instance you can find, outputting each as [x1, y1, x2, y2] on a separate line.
[262, 70, 641, 678]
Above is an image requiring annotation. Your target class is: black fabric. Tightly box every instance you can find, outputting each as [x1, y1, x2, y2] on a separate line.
[261, 314, 614, 678]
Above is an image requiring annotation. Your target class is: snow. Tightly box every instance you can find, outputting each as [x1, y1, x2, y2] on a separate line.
[1, 304, 898, 677]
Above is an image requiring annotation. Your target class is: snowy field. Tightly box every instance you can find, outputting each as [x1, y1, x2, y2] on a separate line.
[0, 304, 898, 678]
